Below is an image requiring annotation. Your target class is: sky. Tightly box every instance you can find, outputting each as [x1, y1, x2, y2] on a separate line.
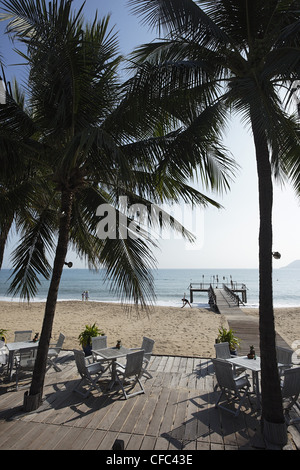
[1, 0, 300, 270]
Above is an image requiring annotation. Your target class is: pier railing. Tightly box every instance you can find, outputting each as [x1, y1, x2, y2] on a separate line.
[189, 282, 213, 290]
[222, 283, 244, 306]
[189, 282, 247, 291]
[208, 284, 218, 312]
[189, 281, 247, 304]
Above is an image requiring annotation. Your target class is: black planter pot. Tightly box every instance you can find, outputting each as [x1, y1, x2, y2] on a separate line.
[83, 345, 92, 357]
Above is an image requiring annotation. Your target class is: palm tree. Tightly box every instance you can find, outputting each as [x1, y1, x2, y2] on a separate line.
[0, 0, 235, 410]
[127, 0, 300, 445]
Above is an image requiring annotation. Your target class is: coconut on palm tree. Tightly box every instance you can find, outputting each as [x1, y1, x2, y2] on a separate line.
[0, 0, 235, 410]
[127, 0, 300, 445]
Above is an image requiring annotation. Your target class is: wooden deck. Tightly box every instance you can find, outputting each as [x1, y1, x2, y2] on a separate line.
[0, 350, 299, 451]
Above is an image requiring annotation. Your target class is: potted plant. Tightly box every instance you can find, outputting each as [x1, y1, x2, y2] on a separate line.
[0, 328, 8, 342]
[78, 323, 105, 356]
[248, 345, 256, 359]
[216, 326, 241, 355]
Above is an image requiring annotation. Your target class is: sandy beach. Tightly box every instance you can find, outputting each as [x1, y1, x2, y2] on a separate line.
[0, 300, 299, 357]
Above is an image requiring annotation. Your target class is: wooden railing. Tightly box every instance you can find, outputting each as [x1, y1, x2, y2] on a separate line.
[208, 284, 219, 312]
[222, 283, 244, 306]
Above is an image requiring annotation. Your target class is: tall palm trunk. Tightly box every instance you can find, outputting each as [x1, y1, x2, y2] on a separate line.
[251, 112, 286, 445]
[24, 189, 73, 410]
[0, 214, 14, 269]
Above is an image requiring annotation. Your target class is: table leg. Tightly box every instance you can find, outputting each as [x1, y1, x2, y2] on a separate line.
[7, 351, 15, 380]
[107, 358, 117, 390]
[252, 371, 261, 409]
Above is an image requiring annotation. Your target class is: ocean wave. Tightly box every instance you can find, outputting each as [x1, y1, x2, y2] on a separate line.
[0, 295, 299, 309]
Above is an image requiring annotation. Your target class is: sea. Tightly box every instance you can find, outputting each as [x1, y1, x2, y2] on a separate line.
[1, 267, 300, 309]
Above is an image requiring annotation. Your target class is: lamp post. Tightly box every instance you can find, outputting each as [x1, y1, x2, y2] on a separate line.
[0, 77, 6, 105]
[64, 261, 73, 268]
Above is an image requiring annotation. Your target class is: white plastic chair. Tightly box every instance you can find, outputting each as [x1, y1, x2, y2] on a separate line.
[14, 347, 37, 390]
[212, 358, 251, 417]
[14, 330, 32, 342]
[92, 335, 108, 361]
[214, 342, 245, 375]
[131, 336, 155, 379]
[92, 335, 107, 349]
[115, 350, 145, 399]
[281, 366, 300, 424]
[47, 333, 65, 372]
[73, 349, 110, 398]
[276, 346, 293, 375]
[214, 342, 232, 359]
[0, 340, 8, 373]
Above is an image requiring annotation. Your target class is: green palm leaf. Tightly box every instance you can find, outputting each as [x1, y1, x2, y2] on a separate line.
[8, 205, 56, 300]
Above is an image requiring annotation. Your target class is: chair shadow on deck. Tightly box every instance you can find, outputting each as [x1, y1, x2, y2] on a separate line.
[160, 390, 262, 450]
[193, 359, 215, 378]
[38, 376, 126, 425]
[0, 373, 121, 425]
[160, 354, 263, 451]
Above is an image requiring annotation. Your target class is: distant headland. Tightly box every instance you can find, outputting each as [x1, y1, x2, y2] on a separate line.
[280, 260, 300, 269]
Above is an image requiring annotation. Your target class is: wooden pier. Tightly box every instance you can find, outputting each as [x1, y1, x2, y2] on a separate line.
[189, 281, 247, 305]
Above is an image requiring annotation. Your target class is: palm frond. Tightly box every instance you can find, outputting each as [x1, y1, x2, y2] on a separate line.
[7, 205, 56, 300]
[0, 0, 84, 40]
[128, 0, 227, 43]
[99, 235, 157, 309]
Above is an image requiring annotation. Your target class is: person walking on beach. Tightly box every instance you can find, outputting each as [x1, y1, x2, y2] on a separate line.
[181, 293, 191, 308]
